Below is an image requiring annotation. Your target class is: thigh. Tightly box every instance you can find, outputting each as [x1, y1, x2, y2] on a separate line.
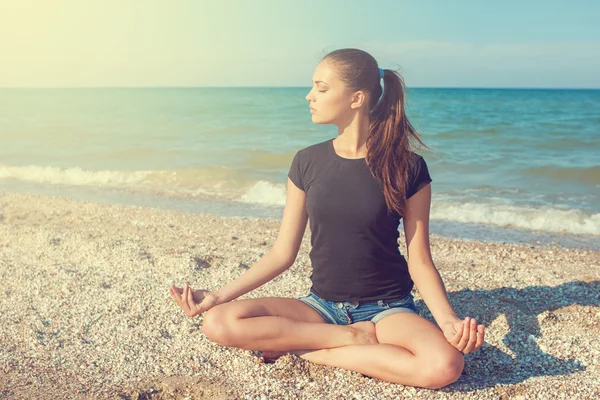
[375, 313, 465, 388]
[206, 296, 328, 324]
[375, 312, 461, 359]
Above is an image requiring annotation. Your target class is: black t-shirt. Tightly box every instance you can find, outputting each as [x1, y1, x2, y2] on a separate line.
[288, 138, 433, 302]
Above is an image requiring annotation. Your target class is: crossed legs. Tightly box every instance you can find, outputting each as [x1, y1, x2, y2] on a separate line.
[201, 297, 463, 389]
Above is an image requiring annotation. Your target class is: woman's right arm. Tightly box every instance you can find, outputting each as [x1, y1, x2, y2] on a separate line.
[210, 177, 309, 305]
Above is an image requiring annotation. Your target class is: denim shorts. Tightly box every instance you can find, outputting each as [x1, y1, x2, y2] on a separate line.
[297, 290, 418, 325]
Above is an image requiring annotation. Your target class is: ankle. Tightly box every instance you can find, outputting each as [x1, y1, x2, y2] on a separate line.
[345, 326, 362, 346]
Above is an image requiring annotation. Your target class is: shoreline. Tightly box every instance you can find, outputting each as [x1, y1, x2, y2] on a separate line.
[0, 191, 599, 399]
[2, 182, 598, 253]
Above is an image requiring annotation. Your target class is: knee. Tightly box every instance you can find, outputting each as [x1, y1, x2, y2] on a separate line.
[421, 351, 464, 389]
[202, 306, 238, 346]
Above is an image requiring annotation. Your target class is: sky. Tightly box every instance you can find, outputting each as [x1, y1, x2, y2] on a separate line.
[1, 0, 599, 88]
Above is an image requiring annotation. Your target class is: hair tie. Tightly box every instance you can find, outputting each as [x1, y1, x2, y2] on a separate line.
[379, 68, 384, 79]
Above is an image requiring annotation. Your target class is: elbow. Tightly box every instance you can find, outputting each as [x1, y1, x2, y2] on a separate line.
[280, 254, 296, 270]
[270, 247, 296, 270]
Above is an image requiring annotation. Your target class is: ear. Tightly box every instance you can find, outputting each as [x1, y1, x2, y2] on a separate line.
[350, 90, 367, 109]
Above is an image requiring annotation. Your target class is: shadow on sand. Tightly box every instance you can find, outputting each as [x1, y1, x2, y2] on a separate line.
[420, 280, 599, 391]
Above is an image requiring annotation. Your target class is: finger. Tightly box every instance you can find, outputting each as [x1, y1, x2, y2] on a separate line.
[463, 318, 478, 354]
[457, 317, 470, 351]
[474, 325, 485, 351]
[183, 283, 192, 316]
[187, 284, 194, 306]
[448, 322, 463, 346]
[171, 287, 188, 314]
[467, 318, 477, 353]
[170, 286, 182, 305]
[188, 286, 201, 316]
[185, 283, 196, 313]
[172, 285, 183, 294]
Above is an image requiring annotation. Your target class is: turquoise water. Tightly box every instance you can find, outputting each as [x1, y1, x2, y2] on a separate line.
[1, 87, 598, 249]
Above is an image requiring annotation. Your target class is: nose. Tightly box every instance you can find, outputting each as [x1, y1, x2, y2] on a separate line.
[305, 88, 314, 103]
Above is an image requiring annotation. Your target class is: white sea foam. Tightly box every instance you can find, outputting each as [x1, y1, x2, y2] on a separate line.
[0, 164, 245, 193]
[235, 182, 599, 235]
[430, 201, 599, 236]
[2, 164, 598, 236]
[239, 181, 286, 206]
[0, 164, 151, 187]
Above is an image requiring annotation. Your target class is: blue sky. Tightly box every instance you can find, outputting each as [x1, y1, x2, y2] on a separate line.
[1, 0, 598, 88]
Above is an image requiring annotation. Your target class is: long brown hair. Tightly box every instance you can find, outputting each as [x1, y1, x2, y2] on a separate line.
[323, 48, 432, 217]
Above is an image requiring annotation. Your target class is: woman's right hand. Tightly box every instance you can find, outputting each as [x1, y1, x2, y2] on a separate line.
[169, 282, 220, 318]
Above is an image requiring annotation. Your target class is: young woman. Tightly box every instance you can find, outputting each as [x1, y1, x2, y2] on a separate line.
[170, 48, 485, 389]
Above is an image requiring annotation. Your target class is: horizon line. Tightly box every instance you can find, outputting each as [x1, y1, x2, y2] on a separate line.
[1, 85, 599, 90]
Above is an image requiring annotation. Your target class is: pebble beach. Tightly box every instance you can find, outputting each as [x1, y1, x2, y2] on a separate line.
[1, 191, 599, 399]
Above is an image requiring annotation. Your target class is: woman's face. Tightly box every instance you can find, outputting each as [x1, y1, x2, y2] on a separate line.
[306, 61, 357, 125]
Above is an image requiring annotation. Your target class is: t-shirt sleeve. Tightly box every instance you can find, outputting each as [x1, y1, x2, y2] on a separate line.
[406, 155, 432, 199]
[287, 151, 305, 191]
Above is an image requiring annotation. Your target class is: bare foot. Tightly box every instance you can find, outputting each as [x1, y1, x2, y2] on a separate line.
[348, 321, 379, 345]
[258, 321, 378, 362]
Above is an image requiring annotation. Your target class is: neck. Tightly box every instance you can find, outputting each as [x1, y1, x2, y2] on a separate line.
[335, 112, 371, 156]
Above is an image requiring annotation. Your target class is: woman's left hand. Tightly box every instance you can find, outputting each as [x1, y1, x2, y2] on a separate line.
[441, 317, 485, 354]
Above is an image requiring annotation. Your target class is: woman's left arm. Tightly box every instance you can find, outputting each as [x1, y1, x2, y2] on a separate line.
[403, 183, 485, 353]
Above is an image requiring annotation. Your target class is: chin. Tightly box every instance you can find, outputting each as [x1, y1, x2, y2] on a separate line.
[312, 115, 333, 125]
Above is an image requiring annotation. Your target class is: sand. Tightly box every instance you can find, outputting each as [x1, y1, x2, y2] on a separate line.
[0, 191, 598, 399]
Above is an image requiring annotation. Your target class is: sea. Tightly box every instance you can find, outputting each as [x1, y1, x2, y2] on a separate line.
[0, 87, 598, 251]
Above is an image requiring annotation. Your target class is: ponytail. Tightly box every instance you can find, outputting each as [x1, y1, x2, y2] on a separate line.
[324, 49, 432, 216]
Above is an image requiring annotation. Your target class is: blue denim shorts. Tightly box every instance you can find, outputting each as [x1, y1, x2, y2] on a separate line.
[297, 290, 418, 325]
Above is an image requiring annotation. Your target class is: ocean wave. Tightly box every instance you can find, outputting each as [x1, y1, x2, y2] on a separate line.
[430, 201, 599, 236]
[2, 164, 597, 236]
[236, 182, 599, 235]
[0, 164, 152, 186]
[239, 181, 286, 206]
[0, 164, 253, 194]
